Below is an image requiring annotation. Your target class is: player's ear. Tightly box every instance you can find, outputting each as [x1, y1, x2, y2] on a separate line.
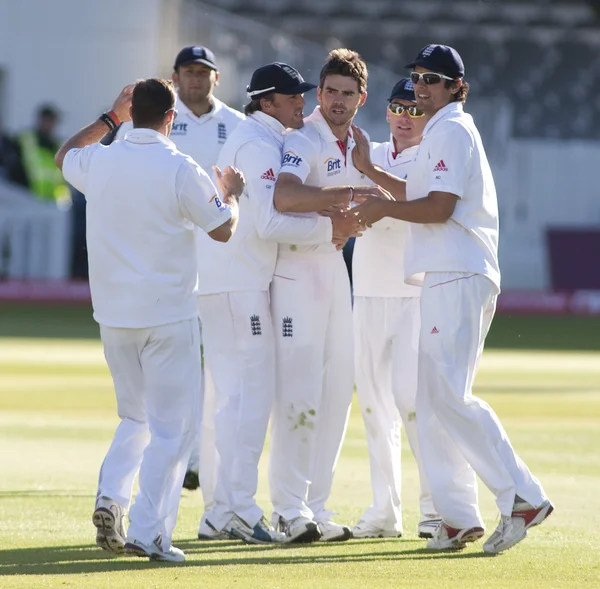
[172, 71, 179, 86]
[214, 71, 220, 86]
[359, 91, 368, 107]
[317, 86, 322, 103]
[386, 106, 392, 124]
[450, 79, 462, 95]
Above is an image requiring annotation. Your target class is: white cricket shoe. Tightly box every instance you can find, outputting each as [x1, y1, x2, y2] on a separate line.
[272, 514, 321, 543]
[124, 534, 185, 562]
[221, 514, 286, 545]
[198, 518, 230, 540]
[483, 499, 554, 554]
[351, 520, 402, 539]
[426, 522, 485, 550]
[418, 516, 442, 539]
[318, 519, 353, 542]
[92, 496, 127, 554]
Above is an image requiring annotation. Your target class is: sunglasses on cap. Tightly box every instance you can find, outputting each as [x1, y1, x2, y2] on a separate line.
[410, 71, 455, 85]
[388, 103, 424, 118]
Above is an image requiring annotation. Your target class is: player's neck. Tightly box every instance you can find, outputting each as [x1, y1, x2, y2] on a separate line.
[184, 95, 214, 118]
[327, 120, 352, 143]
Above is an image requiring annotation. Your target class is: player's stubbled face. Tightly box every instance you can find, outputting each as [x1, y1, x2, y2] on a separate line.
[268, 93, 306, 130]
[174, 63, 217, 104]
[318, 74, 365, 128]
[412, 66, 456, 116]
[386, 99, 426, 141]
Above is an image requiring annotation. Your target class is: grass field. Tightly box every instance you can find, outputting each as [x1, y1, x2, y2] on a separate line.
[0, 306, 599, 588]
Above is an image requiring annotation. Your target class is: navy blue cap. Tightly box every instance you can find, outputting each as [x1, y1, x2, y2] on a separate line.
[405, 44, 465, 79]
[247, 62, 317, 99]
[388, 78, 416, 102]
[174, 46, 218, 71]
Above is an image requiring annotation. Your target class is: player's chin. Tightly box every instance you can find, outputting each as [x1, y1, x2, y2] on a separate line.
[288, 115, 304, 129]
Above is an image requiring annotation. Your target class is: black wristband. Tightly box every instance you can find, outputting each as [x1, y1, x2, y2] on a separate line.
[99, 112, 118, 131]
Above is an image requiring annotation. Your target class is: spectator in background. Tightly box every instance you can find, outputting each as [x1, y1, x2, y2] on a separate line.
[0, 116, 18, 180]
[8, 104, 70, 203]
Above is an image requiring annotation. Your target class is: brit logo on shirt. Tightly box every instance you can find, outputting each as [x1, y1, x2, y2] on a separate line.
[217, 123, 227, 144]
[282, 317, 293, 337]
[324, 157, 341, 176]
[171, 121, 188, 135]
[282, 151, 302, 167]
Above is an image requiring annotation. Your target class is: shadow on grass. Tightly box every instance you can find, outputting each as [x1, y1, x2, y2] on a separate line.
[0, 539, 495, 576]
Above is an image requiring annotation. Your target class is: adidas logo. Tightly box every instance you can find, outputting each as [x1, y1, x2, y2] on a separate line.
[430, 326, 439, 334]
[433, 160, 448, 172]
[261, 168, 276, 180]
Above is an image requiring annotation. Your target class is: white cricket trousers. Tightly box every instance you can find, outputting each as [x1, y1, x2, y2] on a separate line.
[187, 329, 218, 520]
[269, 251, 354, 522]
[417, 272, 547, 530]
[97, 319, 202, 547]
[354, 296, 435, 531]
[197, 290, 275, 530]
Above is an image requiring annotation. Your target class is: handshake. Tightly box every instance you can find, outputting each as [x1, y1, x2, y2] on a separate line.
[319, 185, 394, 250]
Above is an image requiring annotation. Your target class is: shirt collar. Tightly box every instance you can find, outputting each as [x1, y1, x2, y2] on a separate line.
[390, 135, 420, 159]
[423, 101, 463, 136]
[248, 111, 287, 146]
[175, 94, 224, 122]
[124, 128, 174, 147]
[306, 106, 353, 144]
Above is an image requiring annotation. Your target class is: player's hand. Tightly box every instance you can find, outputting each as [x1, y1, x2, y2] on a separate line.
[111, 84, 135, 123]
[332, 236, 348, 250]
[352, 185, 395, 204]
[351, 198, 390, 228]
[351, 125, 372, 174]
[213, 165, 245, 199]
[318, 203, 351, 217]
[331, 210, 364, 243]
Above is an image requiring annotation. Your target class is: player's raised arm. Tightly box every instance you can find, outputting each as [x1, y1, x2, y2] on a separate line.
[351, 125, 408, 202]
[55, 85, 133, 171]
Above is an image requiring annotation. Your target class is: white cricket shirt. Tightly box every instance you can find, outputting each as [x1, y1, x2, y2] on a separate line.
[196, 111, 333, 294]
[62, 129, 232, 328]
[352, 140, 421, 298]
[278, 106, 370, 255]
[404, 102, 501, 290]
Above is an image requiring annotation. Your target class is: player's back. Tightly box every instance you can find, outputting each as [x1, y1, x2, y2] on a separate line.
[84, 133, 199, 329]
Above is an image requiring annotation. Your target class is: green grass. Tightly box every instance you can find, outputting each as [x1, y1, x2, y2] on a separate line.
[0, 310, 599, 587]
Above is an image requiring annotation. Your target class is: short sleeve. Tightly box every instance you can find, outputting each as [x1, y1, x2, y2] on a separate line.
[279, 130, 313, 183]
[62, 143, 105, 194]
[176, 160, 232, 233]
[370, 141, 387, 168]
[426, 125, 473, 198]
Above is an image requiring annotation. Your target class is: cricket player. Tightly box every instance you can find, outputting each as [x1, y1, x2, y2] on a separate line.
[197, 62, 360, 544]
[116, 46, 244, 537]
[351, 44, 553, 553]
[350, 78, 440, 540]
[270, 49, 389, 543]
[56, 79, 243, 562]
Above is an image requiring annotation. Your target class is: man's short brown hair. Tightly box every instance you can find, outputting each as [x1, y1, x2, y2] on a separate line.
[131, 78, 177, 129]
[319, 49, 368, 94]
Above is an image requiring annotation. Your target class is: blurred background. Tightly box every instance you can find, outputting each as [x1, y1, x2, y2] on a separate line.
[1, 0, 600, 313]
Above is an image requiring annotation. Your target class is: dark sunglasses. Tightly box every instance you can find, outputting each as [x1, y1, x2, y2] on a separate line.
[387, 103, 424, 118]
[410, 71, 454, 85]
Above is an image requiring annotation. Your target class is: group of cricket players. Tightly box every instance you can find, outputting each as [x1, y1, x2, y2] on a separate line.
[55, 41, 553, 563]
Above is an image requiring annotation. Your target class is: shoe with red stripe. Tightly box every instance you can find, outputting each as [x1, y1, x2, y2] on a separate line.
[426, 521, 485, 550]
[483, 499, 553, 554]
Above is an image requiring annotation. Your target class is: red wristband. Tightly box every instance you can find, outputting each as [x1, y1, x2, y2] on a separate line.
[107, 110, 120, 126]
